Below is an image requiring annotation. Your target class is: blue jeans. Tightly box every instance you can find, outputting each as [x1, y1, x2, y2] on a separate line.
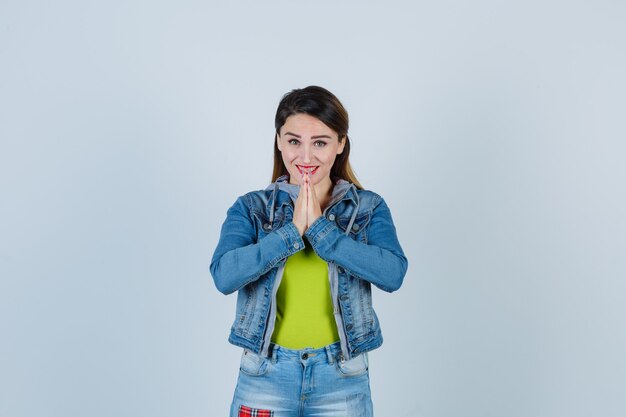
[230, 342, 374, 417]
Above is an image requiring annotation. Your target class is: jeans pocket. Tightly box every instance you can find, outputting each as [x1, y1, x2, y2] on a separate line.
[336, 352, 369, 377]
[239, 349, 271, 377]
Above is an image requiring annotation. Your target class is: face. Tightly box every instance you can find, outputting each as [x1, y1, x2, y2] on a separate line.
[276, 113, 346, 187]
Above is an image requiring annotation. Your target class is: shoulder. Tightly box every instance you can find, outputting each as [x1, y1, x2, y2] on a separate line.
[224, 189, 271, 217]
[242, 189, 271, 205]
[354, 188, 385, 210]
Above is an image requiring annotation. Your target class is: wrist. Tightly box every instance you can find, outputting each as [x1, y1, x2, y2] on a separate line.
[293, 220, 306, 236]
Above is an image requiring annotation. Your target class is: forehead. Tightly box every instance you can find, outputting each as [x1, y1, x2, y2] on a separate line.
[280, 113, 336, 136]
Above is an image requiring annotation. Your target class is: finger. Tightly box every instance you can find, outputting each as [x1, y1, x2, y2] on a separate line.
[308, 175, 317, 203]
[306, 173, 322, 226]
[292, 179, 307, 236]
[305, 172, 309, 226]
[309, 175, 317, 203]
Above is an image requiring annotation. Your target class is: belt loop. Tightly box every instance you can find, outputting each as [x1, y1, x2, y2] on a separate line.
[270, 343, 278, 364]
[325, 345, 334, 364]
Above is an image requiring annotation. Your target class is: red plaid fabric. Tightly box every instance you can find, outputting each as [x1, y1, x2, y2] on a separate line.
[238, 405, 274, 417]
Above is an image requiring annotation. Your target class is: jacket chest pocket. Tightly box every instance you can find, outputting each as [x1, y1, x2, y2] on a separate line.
[336, 212, 371, 243]
[251, 210, 290, 241]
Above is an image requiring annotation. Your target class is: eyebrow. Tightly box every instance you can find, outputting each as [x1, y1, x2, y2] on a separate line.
[283, 132, 333, 140]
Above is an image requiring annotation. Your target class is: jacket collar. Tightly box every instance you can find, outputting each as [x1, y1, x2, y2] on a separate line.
[265, 175, 358, 208]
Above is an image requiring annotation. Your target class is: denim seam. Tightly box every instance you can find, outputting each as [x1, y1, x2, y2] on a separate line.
[235, 230, 300, 290]
[306, 218, 337, 248]
[277, 223, 305, 254]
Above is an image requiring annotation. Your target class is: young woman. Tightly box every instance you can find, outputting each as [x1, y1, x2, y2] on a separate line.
[210, 86, 407, 417]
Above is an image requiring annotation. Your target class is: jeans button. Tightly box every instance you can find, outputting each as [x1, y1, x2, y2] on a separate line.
[301, 353, 308, 360]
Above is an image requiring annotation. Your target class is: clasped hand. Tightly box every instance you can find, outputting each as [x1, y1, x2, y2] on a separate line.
[292, 171, 322, 236]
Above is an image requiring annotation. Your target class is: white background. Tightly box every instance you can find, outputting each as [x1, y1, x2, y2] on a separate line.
[1, 1, 625, 416]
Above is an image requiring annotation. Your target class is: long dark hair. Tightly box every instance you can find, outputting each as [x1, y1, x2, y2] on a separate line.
[272, 86, 362, 189]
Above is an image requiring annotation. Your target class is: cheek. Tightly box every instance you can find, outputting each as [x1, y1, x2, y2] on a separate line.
[321, 150, 338, 165]
[281, 150, 299, 167]
[280, 148, 292, 161]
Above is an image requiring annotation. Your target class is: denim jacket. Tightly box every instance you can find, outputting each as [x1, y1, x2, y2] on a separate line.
[210, 176, 408, 360]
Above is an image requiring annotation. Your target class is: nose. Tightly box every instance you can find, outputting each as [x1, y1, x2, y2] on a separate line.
[302, 143, 312, 163]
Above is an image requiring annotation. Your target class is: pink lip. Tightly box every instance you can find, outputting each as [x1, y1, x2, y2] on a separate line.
[296, 165, 319, 175]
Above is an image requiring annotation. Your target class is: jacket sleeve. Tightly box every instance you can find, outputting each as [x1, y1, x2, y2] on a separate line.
[209, 195, 304, 295]
[304, 196, 408, 293]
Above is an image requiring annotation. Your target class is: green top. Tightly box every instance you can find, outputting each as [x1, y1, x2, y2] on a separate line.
[271, 241, 340, 349]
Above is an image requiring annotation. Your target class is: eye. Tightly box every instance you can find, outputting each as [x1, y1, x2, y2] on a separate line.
[288, 139, 300, 145]
[314, 141, 327, 147]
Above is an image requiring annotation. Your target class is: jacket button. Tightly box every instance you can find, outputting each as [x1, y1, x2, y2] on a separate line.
[337, 266, 345, 274]
[293, 242, 300, 249]
[263, 223, 272, 231]
[352, 223, 360, 232]
[345, 324, 353, 331]
[328, 214, 335, 221]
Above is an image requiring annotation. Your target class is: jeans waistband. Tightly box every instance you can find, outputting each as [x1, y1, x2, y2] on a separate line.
[268, 342, 343, 365]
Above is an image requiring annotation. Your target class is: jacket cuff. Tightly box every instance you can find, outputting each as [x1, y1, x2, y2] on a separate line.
[277, 222, 306, 253]
[304, 216, 338, 247]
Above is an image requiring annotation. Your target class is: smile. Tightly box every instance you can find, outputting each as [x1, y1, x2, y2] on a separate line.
[296, 165, 319, 175]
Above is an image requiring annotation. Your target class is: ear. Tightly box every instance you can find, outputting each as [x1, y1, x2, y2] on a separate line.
[276, 133, 282, 151]
[337, 135, 346, 155]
